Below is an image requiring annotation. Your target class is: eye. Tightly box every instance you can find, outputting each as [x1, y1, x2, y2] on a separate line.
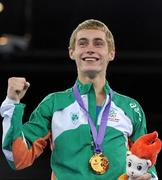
[78, 39, 88, 47]
[128, 162, 131, 167]
[137, 165, 142, 170]
[79, 42, 86, 46]
[94, 40, 104, 47]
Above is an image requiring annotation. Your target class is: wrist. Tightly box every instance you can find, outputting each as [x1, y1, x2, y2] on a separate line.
[6, 96, 20, 104]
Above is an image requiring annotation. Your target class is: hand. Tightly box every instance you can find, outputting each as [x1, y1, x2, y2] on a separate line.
[7, 77, 30, 102]
[135, 173, 152, 180]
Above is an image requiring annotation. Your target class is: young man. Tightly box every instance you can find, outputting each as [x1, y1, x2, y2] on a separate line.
[0, 19, 158, 179]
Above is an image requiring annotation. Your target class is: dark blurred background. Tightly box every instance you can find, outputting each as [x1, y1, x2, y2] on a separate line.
[0, 0, 162, 179]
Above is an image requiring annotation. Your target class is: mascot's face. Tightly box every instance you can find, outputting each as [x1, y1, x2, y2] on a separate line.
[126, 151, 151, 178]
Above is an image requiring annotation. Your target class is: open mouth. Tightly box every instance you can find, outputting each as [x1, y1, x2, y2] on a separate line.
[82, 57, 99, 61]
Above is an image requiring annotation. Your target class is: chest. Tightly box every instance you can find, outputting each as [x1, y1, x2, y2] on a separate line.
[51, 100, 133, 143]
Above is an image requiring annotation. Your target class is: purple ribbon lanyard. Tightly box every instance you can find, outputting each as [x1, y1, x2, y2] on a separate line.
[73, 83, 112, 154]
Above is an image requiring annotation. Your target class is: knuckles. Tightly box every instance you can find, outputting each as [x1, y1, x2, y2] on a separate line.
[8, 77, 29, 92]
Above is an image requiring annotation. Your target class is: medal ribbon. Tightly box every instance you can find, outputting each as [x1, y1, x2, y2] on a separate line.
[73, 83, 112, 153]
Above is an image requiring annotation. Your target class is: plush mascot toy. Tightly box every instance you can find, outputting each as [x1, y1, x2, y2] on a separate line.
[118, 131, 162, 180]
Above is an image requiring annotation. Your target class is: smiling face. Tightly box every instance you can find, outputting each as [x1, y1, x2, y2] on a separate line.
[69, 29, 115, 80]
[126, 153, 151, 178]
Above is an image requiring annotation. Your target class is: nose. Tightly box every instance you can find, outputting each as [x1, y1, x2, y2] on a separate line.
[131, 171, 134, 175]
[86, 43, 95, 55]
[86, 50, 94, 55]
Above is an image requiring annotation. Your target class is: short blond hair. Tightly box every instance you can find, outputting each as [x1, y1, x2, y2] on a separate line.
[69, 19, 115, 51]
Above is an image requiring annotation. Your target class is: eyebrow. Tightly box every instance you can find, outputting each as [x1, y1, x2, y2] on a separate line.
[93, 38, 104, 41]
[78, 38, 88, 41]
[78, 37, 104, 41]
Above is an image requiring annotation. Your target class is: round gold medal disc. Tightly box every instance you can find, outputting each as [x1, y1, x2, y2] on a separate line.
[89, 153, 109, 174]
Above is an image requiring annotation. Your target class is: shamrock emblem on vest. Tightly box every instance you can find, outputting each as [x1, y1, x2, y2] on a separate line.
[71, 112, 79, 125]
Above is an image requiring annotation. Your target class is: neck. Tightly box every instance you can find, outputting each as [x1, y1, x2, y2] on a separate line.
[78, 75, 106, 106]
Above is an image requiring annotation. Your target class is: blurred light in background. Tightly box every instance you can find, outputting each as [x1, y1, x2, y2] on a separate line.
[0, 36, 8, 45]
[0, 0, 32, 54]
[0, 2, 4, 13]
[0, 34, 31, 54]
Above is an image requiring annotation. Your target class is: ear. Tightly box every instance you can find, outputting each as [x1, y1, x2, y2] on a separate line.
[146, 160, 152, 168]
[126, 151, 132, 156]
[68, 47, 75, 60]
[108, 49, 115, 61]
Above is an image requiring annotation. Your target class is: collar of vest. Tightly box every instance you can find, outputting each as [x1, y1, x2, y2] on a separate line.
[75, 79, 111, 95]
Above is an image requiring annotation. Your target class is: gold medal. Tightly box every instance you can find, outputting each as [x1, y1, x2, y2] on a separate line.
[89, 153, 109, 174]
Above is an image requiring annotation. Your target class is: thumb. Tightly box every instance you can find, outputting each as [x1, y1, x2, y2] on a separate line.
[23, 82, 30, 91]
[25, 82, 30, 88]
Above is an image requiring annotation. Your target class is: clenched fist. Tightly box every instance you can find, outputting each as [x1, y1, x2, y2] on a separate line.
[7, 77, 30, 102]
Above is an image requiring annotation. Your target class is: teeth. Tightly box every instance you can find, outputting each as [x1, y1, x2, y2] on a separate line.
[82, 57, 99, 61]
